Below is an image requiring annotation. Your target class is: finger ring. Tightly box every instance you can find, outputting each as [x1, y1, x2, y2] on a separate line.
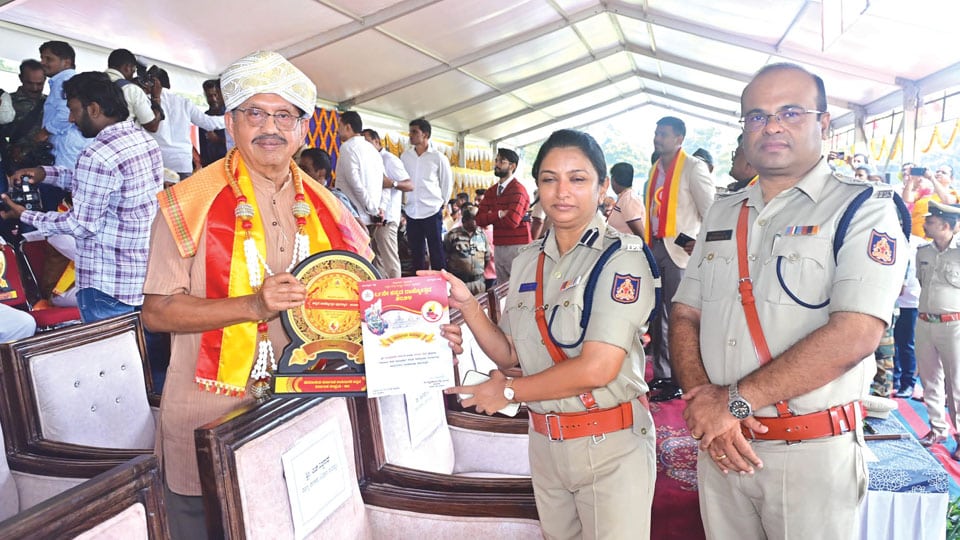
[714, 454, 727, 460]
[691, 434, 703, 440]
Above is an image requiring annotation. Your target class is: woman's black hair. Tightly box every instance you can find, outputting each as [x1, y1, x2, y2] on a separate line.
[531, 129, 606, 182]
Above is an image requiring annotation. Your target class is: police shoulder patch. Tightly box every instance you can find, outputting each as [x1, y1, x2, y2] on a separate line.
[611, 273, 641, 304]
[867, 229, 897, 265]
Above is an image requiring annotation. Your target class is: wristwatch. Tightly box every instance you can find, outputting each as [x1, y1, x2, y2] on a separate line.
[503, 377, 516, 402]
[728, 381, 753, 419]
[391, 180, 398, 188]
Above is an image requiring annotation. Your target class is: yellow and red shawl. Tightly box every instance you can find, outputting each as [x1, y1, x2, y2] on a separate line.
[157, 153, 373, 395]
[644, 150, 686, 243]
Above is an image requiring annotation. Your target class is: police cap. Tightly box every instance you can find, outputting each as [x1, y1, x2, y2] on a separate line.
[926, 200, 960, 225]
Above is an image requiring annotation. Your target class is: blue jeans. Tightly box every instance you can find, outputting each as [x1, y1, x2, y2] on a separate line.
[77, 287, 136, 323]
[893, 307, 919, 390]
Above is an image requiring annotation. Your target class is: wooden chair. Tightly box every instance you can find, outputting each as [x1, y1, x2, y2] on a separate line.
[0, 454, 168, 540]
[376, 390, 529, 477]
[0, 313, 158, 472]
[196, 397, 540, 539]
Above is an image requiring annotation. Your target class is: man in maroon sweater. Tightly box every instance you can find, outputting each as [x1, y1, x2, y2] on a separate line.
[476, 148, 531, 283]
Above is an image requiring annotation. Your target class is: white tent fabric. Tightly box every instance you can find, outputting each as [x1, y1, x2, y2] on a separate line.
[2, 0, 959, 148]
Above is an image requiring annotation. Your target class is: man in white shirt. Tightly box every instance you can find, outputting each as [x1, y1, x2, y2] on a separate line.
[104, 49, 162, 133]
[148, 68, 225, 181]
[334, 111, 384, 230]
[362, 128, 413, 279]
[401, 117, 452, 271]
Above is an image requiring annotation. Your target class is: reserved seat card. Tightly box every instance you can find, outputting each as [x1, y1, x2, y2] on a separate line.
[280, 420, 351, 539]
[359, 275, 454, 398]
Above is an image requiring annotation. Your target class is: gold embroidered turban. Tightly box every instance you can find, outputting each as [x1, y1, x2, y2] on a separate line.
[220, 51, 316, 116]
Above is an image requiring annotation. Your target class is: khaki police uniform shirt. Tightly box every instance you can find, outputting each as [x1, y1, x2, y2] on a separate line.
[674, 159, 907, 417]
[917, 234, 960, 313]
[499, 214, 656, 414]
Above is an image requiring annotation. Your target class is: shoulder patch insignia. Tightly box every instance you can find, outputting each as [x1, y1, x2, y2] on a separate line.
[625, 243, 643, 251]
[867, 229, 897, 265]
[874, 189, 893, 199]
[611, 273, 641, 304]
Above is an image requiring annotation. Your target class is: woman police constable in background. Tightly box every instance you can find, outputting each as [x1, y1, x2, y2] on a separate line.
[439, 129, 659, 539]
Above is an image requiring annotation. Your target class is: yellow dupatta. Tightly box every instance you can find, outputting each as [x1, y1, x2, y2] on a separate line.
[644, 149, 686, 243]
[210, 157, 333, 394]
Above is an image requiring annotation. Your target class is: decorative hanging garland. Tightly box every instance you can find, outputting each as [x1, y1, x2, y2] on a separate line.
[224, 148, 312, 398]
[920, 119, 960, 154]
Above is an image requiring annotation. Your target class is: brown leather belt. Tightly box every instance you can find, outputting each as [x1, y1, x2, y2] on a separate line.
[919, 312, 960, 323]
[741, 401, 861, 443]
[530, 402, 633, 441]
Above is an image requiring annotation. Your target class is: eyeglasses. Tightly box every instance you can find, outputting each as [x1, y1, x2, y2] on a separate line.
[936, 169, 950, 175]
[234, 107, 302, 131]
[740, 106, 823, 132]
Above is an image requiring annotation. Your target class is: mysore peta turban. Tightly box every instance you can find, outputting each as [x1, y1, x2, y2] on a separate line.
[220, 50, 317, 117]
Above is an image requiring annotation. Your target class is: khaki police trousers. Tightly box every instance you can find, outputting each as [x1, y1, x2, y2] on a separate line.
[698, 433, 866, 540]
[529, 401, 656, 540]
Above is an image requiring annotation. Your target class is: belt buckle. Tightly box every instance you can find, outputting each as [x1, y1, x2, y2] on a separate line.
[545, 414, 563, 441]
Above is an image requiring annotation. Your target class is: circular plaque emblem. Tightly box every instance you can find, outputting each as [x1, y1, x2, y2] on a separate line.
[278, 250, 380, 375]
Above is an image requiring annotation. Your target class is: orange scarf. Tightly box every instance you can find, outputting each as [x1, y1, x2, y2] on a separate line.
[157, 153, 373, 395]
[644, 150, 686, 243]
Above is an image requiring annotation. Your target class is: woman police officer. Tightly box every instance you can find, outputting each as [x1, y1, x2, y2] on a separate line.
[439, 129, 659, 539]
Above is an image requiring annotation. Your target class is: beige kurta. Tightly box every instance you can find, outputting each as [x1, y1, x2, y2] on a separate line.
[144, 175, 303, 496]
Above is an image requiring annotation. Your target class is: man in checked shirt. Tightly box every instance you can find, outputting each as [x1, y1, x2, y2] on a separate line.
[2, 71, 163, 322]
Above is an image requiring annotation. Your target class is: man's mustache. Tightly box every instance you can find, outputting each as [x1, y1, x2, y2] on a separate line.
[253, 134, 287, 145]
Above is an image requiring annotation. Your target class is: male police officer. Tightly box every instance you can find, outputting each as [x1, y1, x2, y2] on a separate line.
[915, 200, 960, 459]
[444, 204, 488, 295]
[672, 63, 907, 539]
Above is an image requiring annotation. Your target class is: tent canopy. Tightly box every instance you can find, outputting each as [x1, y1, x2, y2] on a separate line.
[2, 0, 958, 148]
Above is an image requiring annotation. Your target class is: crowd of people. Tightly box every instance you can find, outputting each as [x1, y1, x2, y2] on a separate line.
[0, 39, 956, 540]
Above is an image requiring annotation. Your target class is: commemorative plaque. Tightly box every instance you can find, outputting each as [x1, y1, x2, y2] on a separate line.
[273, 250, 380, 396]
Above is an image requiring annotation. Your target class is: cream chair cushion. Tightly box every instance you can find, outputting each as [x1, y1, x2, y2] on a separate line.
[29, 330, 154, 449]
[449, 426, 530, 476]
[10, 471, 84, 513]
[233, 398, 371, 540]
[366, 506, 542, 539]
[72, 502, 148, 540]
[0, 420, 18, 521]
[377, 393, 455, 475]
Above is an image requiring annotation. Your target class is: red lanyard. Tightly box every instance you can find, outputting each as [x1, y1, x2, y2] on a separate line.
[535, 251, 598, 409]
[736, 201, 791, 417]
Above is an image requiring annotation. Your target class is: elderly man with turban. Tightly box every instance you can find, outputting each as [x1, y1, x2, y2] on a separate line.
[141, 51, 371, 539]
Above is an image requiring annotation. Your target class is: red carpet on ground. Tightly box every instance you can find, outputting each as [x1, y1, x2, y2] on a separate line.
[649, 396, 706, 540]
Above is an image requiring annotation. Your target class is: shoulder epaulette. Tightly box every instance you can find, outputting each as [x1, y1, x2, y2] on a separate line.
[831, 172, 867, 186]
